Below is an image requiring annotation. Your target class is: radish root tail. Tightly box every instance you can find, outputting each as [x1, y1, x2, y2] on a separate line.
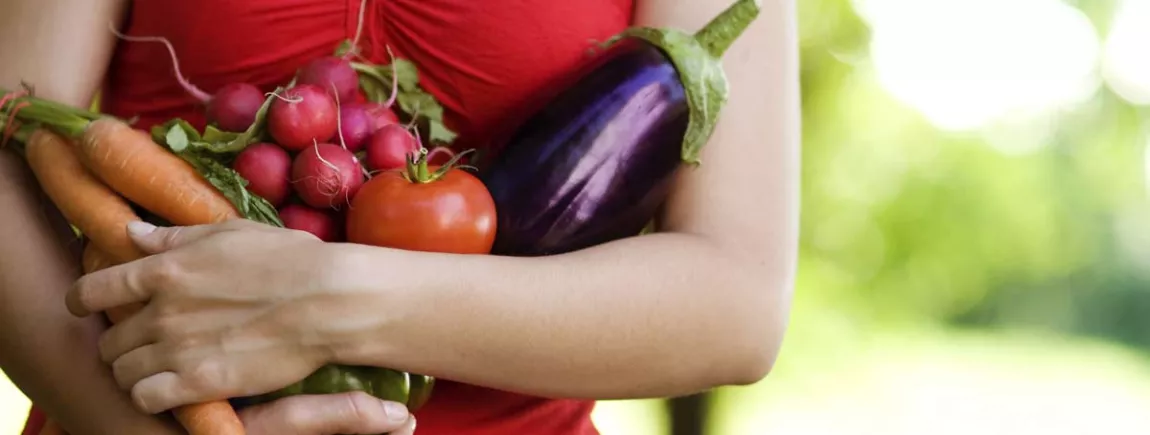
[266, 91, 304, 104]
[383, 46, 399, 110]
[107, 22, 212, 103]
[311, 141, 347, 209]
[345, 0, 370, 60]
[332, 84, 349, 151]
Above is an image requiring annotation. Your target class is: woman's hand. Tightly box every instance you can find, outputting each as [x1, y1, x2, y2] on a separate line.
[240, 392, 416, 435]
[65, 219, 347, 413]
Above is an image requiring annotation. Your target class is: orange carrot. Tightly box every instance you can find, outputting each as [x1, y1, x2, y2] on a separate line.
[23, 129, 245, 435]
[81, 244, 246, 435]
[76, 118, 239, 226]
[23, 129, 146, 264]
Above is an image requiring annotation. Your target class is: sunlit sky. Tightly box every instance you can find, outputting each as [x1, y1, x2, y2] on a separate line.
[854, 0, 1148, 133]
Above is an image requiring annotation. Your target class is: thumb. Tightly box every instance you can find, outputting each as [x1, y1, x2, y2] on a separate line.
[126, 221, 224, 254]
[239, 392, 412, 435]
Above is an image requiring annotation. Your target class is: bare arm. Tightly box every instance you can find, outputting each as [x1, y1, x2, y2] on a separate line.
[326, 0, 801, 399]
[0, 1, 180, 432]
[55, 0, 800, 411]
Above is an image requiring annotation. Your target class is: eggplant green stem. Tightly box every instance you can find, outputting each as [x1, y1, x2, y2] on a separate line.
[606, 0, 762, 165]
[694, 0, 761, 58]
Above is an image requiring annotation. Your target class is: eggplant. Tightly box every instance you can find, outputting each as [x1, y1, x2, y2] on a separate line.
[480, 0, 761, 256]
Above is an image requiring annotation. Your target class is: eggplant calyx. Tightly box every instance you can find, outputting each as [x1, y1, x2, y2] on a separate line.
[604, 0, 761, 166]
[403, 147, 474, 184]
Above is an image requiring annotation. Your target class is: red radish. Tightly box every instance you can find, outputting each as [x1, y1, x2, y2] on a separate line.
[279, 204, 341, 242]
[232, 143, 292, 207]
[363, 102, 401, 131]
[205, 83, 265, 132]
[336, 103, 374, 153]
[426, 147, 456, 166]
[267, 84, 339, 152]
[107, 29, 264, 132]
[291, 143, 365, 209]
[297, 57, 360, 104]
[365, 124, 419, 171]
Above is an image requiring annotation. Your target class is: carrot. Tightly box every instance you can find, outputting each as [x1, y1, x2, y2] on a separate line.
[22, 128, 245, 435]
[81, 244, 246, 435]
[23, 129, 145, 264]
[76, 118, 239, 226]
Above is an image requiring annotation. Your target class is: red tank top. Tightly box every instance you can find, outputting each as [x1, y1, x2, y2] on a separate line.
[21, 1, 634, 434]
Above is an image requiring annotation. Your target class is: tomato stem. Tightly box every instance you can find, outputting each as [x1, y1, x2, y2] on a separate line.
[404, 147, 475, 184]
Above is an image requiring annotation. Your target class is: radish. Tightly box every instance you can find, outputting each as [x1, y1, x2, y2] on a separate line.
[297, 57, 360, 104]
[232, 142, 292, 207]
[206, 83, 266, 132]
[107, 28, 264, 132]
[363, 102, 401, 131]
[279, 203, 341, 242]
[291, 143, 365, 209]
[336, 103, 374, 153]
[267, 84, 339, 152]
[365, 123, 419, 171]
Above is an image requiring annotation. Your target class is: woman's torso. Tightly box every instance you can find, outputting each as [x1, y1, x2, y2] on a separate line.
[105, 0, 635, 153]
[23, 1, 635, 434]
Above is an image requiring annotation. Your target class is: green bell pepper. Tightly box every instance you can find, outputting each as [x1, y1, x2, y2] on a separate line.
[240, 364, 435, 412]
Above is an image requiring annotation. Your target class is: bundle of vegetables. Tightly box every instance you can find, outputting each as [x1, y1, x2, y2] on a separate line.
[0, 99, 248, 435]
[3, 0, 759, 432]
[0, 36, 481, 434]
[481, 0, 761, 256]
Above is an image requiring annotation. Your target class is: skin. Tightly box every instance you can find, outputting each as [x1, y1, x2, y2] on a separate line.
[67, 0, 802, 415]
[0, 0, 414, 433]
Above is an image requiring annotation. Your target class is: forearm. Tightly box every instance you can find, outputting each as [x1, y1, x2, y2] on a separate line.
[323, 233, 787, 400]
[0, 152, 179, 434]
[319, 0, 798, 401]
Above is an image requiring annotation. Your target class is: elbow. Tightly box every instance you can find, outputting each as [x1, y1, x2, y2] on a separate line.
[713, 259, 793, 387]
[729, 332, 784, 386]
[724, 316, 787, 387]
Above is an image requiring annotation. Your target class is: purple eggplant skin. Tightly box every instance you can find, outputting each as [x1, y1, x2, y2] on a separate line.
[479, 38, 689, 256]
[479, 0, 761, 256]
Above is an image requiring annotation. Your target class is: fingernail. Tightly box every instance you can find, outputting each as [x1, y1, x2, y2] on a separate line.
[126, 221, 157, 236]
[382, 401, 409, 423]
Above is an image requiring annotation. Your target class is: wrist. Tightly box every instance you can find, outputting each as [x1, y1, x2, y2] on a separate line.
[306, 243, 415, 366]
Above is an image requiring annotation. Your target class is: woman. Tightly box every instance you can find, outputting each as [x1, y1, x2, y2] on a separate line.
[0, 0, 799, 434]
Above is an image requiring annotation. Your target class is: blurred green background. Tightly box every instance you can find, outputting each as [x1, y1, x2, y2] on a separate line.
[6, 0, 1150, 433]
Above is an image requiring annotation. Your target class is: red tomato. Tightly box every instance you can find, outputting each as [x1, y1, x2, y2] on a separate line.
[346, 165, 496, 254]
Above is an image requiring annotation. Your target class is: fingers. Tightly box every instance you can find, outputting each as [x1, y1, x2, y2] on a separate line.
[239, 392, 413, 435]
[127, 221, 223, 254]
[130, 371, 203, 414]
[109, 343, 167, 390]
[69, 219, 269, 317]
[131, 362, 232, 414]
[98, 306, 157, 364]
[392, 415, 417, 435]
[67, 259, 155, 317]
